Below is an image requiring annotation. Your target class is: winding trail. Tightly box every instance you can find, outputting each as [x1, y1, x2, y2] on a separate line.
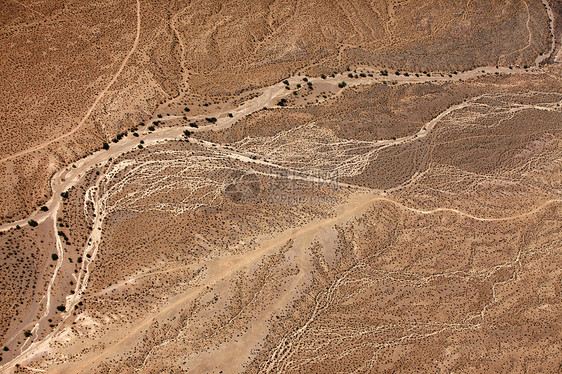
[0, 65, 534, 233]
[45, 193, 562, 373]
[0, 60, 559, 372]
[0, 0, 142, 164]
[536, 0, 558, 66]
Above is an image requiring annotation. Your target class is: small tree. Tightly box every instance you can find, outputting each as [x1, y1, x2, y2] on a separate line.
[338, 81, 347, 88]
[56, 305, 66, 312]
[102, 142, 109, 150]
[28, 220, 38, 227]
[40, 206, 49, 212]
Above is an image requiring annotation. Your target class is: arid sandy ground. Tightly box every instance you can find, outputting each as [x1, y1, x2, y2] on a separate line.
[0, 0, 561, 373]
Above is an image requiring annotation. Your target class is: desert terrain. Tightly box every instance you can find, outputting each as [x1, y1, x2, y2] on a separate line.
[0, 0, 561, 373]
